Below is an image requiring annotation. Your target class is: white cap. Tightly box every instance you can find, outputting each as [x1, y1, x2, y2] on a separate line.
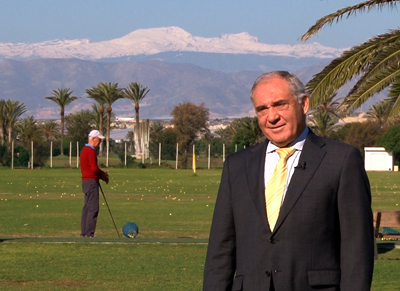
[88, 130, 105, 139]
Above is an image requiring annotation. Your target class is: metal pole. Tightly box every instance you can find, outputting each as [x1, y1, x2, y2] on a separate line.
[158, 143, 161, 166]
[208, 144, 210, 170]
[192, 144, 196, 174]
[99, 183, 120, 238]
[31, 141, 33, 169]
[175, 143, 178, 169]
[124, 142, 127, 166]
[106, 140, 109, 168]
[76, 141, 79, 168]
[223, 143, 225, 162]
[11, 140, 14, 170]
[69, 142, 72, 167]
[50, 141, 53, 168]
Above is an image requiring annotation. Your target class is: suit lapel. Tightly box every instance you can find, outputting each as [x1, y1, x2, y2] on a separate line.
[273, 132, 326, 232]
[245, 140, 269, 227]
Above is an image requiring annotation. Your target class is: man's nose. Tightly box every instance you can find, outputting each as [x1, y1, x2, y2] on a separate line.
[267, 107, 279, 122]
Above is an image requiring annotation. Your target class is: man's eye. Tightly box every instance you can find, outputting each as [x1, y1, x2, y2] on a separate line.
[275, 103, 289, 110]
[257, 108, 268, 116]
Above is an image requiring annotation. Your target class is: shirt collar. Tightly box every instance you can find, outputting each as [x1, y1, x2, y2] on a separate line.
[85, 143, 95, 150]
[267, 127, 309, 153]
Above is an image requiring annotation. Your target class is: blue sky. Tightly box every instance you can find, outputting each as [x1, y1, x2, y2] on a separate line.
[0, 0, 398, 48]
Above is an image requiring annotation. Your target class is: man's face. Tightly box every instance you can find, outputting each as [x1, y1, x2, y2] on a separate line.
[252, 77, 309, 147]
[92, 137, 102, 147]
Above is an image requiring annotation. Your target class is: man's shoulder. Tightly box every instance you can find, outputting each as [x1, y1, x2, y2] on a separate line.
[226, 140, 267, 160]
[81, 145, 96, 154]
[307, 134, 362, 161]
[308, 131, 357, 150]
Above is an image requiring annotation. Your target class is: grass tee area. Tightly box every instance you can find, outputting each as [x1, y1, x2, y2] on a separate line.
[0, 167, 399, 290]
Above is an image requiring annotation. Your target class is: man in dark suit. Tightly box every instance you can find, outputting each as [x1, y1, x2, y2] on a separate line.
[203, 71, 374, 290]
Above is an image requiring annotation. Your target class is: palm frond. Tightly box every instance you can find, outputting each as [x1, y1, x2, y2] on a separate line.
[349, 32, 400, 95]
[306, 39, 382, 108]
[301, 0, 399, 42]
[387, 76, 400, 117]
[306, 30, 400, 109]
[344, 65, 400, 112]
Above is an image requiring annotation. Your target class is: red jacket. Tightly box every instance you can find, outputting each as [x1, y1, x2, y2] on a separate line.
[80, 145, 105, 181]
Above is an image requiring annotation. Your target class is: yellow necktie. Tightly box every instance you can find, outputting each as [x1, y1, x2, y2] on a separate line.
[265, 147, 296, 231]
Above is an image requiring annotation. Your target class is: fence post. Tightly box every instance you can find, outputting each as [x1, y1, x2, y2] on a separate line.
[175, 143, 178, 169]
[106, 140, 109, 168]
[76, 141, 79, 168]
[208, 144, 210, 170]
[50, 141, 53, 168]
[192, 144, 196, 174]
[11, 140, 14, 170]
[159, 143, 161, 166]
[125, 142, 127, 167]
[31, 141, 33, 169]
[69, 142, 72, 167]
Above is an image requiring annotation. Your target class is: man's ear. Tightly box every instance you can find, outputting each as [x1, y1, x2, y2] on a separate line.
[302, 95, 310, 114]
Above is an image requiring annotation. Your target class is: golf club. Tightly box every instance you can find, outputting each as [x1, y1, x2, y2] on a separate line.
[99, 182, 121, 238]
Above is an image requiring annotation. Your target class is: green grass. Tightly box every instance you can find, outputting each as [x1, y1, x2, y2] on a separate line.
[0, 243, 206, 291]
[1, 167, 400, 290]
[0, 167, 219, 238]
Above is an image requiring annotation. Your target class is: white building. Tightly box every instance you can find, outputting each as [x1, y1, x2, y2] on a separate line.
[364, 147, 394, 171]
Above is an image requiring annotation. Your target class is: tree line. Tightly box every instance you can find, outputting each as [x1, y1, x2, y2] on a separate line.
[0, 81, 149, 167]
[3, 83, 400, 168]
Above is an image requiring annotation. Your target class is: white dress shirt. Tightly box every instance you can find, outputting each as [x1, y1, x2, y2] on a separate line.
[264, 127, 309, 201]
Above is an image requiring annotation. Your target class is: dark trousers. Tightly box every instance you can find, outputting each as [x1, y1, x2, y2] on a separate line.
[81, 180, 100, 237]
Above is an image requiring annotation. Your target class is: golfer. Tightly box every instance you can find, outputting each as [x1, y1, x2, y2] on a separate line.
[80, 130, 109, 237]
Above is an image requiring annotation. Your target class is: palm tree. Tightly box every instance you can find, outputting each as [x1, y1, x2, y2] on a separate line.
[40, 120, 61, 141]
[15, 116, 42, 148]
[97, 82, 123, 148]
[307, 111, 340, 138]
[122, 82, 150, 157]
[45, 88, 79, 155]
[86, 85, 106, 156]
[366, 99, 394, 128]
[300, 0, 400, 116]
[241, 116, 264, 145]
[214, 127, 231, 141]
[313, 94, 344, 120]
[306, 94, 344, 136]
[125, 130, 135, 152]
[4, 100, 27, 143]
[91, 104, 107, 131]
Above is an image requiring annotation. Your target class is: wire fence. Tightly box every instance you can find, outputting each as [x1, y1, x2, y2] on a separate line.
[6, 140, 248, 170]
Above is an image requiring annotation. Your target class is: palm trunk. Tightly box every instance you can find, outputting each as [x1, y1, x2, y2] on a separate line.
[0, 125, 4, 145]
[7, 125, 12, 144]
[99, 105, 104, 156]
[60, 109, 64, 156]
[106, 106, 111, 150]
[135, 106, 142, 156]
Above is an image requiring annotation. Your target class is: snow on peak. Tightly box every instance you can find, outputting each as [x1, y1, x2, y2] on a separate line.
[0, 26, 344, 61]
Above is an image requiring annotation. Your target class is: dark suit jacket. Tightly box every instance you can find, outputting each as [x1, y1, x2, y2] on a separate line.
[203, 131, 374, 291]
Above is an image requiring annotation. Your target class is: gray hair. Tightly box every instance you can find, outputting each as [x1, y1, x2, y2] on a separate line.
[250, 71, 306, 104]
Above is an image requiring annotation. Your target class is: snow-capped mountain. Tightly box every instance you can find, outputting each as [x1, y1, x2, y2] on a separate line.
[0, 27, 344, 61]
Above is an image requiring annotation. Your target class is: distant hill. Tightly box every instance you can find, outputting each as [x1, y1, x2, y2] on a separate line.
[0, 26, 384, 119]
[0, 27, 344, 63]
[0, 58, 264, 119]
[0, 58, 383, 119]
